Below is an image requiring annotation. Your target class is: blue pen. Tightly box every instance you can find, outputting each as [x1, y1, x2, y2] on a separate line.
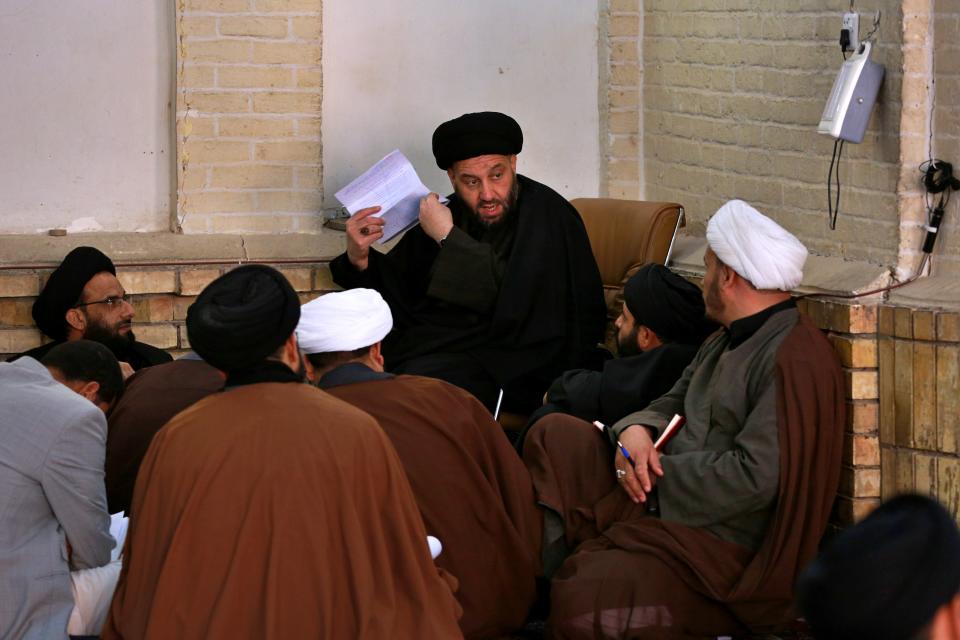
[593, 421, 635, 465]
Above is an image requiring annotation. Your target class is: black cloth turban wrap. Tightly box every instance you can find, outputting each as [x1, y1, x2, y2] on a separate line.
[32, 246, 116, 341]
[797, 493, 960, 640]
[187, 264, 301, 372]
[622, 263, 715, 346]
[432, 111, 523, 170]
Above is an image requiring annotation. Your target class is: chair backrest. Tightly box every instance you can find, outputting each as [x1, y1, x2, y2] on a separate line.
[498, 199, 686, 431]
[570, 198, 685, 288]
[570, 198, 685, 352]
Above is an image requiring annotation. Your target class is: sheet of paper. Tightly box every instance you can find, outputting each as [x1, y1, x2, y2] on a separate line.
[334, 149, 442, 244]
[108, 512, 129, 561]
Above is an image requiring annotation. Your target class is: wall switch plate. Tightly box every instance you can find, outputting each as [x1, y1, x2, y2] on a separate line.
[842, 12, 860, 52]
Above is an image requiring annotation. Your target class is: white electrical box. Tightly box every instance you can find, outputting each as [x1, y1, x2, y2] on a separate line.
[818, 41, 885, 143]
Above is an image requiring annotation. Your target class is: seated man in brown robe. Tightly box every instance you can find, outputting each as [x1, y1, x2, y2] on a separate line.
[9, 246, 172, 377]
[296, 289, 543, 639]
[330, 111, 606, 413]
[798, 493, 960, 640]
[105, 356, 224, 516]
[103, 265, 462, 640]
[524, 200, 845, 638]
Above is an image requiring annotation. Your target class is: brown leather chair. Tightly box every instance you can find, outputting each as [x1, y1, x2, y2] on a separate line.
[571, 198, 685, 352]
[497, 199, 685, 431]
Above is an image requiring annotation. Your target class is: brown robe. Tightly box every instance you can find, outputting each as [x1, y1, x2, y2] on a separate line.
[105, 359, 224, 515]
[525, 315, 844, 638]
[102, 381, 463, 639]
[321, 365, 542, 639]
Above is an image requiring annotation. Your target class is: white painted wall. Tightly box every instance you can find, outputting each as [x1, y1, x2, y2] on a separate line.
[322, 1, 601, 210]
[0, 1, 173, 235]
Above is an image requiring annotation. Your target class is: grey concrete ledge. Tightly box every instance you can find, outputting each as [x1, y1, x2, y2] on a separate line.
[666, 236, 960, 309]
[0, 230, 348, 267]
[888, 275, 960, 311]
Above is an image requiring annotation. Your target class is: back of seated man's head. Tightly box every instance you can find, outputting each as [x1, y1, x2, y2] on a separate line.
[432, 111, 523, 227]
[187, 264, 303, 378]
[616, 264, 717, 356]
[296, 289, 394, 381]
[32, 246, 137, 351]
[798, 493, 960, 640]
[41, 339, 124, 412]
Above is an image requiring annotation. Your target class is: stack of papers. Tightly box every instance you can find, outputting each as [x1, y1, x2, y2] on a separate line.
[334, 150, 445, 244]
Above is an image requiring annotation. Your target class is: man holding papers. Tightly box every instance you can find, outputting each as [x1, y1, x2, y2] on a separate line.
[330, 111, 606, 414]
[523, 200, 845, 638]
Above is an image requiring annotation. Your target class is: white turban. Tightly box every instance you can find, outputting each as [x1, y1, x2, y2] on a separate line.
[706, 200, 808, 291]
[296, 289, 393, 354]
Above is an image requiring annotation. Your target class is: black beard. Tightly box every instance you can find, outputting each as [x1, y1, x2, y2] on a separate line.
[83, 321, 135, 357]
[616, 326, 641, 357]
[295, 352, 309, 383]
[472, 175, 520, 228]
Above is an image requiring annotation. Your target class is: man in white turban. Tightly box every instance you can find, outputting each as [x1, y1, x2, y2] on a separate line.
[524, 200, 846, 638]
[297, 289, 543, 639]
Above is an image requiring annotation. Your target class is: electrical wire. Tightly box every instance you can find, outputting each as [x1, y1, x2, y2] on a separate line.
[797, 254, 930, 301]
[862, 10, 881, 43]
[827, 139, 844, 230]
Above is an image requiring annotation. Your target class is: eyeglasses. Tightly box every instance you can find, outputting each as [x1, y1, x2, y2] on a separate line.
[74, 295, 127, 309]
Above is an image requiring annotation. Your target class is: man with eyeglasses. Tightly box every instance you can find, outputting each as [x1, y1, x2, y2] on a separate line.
[9, 246, 171, 377]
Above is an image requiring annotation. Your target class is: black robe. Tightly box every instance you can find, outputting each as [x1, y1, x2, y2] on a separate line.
[525, 342, 699, 435]
[10, 339, 172, 371]
[330, 175, 606, 413]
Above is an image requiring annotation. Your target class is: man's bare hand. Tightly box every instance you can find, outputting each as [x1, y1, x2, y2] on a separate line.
[345, 206, 384, 271]
[119, 362, 135, 380]
[614, 424, 664, 504]
[419, 193, 454, 244]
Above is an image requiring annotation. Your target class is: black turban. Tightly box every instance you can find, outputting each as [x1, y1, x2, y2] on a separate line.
[622, 264, 715, 345]
[797, 493, 960, 640]
[432, 111, 523, 169]
[32, 246, 116, 341]
[186, 264, 300, 372]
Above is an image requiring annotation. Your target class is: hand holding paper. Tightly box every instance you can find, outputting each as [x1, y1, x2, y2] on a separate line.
[335, 150, 445, 246]
[418, 193, 454, 243]
[344, 206, 384, 271]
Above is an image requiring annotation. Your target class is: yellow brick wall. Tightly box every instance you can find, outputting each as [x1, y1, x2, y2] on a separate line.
[0, 264, 337, 359]
[640, 1, 905, 267]
[175, 0, 323, 234]
[603, 0, 644, 199]
[878, 306, 960, 519]
[798, 299, 884, 525]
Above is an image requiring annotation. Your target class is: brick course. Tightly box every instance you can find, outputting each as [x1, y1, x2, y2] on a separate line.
[640, 2, 906, 267]
[0, 262, 338, 361]
[175, 0, 322, 234]
[877, 305, 960, 525]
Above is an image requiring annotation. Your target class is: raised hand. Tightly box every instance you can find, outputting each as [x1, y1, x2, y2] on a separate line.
[419, 193, 454, 244]
[345, 206, 385, 271]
